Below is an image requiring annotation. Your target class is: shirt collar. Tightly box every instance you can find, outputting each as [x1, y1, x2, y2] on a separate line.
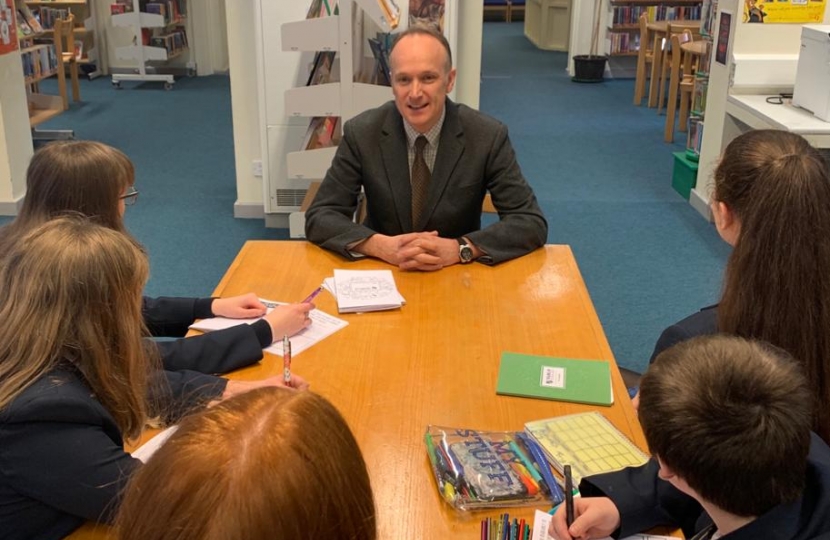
[403, 106, 446, 149]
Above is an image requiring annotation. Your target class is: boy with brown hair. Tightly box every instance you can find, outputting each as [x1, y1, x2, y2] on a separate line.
[550, 335, 830, 540]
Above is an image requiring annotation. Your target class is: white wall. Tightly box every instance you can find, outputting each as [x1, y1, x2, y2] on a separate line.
[227, 1, 483, 215]
[693, 0, 830, 215]
[0, 50, 34, 215]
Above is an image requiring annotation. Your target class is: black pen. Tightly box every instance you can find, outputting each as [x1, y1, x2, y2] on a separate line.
[564, 464, 574, 527]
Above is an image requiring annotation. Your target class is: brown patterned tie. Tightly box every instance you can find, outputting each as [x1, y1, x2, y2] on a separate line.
[411, 135, 430, 229]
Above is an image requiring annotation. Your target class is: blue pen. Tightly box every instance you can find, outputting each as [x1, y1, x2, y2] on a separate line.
[517, 432, 565, 504]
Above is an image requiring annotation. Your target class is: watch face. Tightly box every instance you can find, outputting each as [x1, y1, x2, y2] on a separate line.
[459, 245, 474, 263]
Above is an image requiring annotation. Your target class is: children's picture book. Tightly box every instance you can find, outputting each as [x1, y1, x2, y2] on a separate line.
[496, 352, 613, 406]
[425, 426, 564, 511]
[332, 269, 403, 313]
[525, 412, 649, 484]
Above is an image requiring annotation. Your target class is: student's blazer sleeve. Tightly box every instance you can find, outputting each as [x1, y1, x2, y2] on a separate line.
[0, 395, 140, 524]
[579, 459, 703, 539]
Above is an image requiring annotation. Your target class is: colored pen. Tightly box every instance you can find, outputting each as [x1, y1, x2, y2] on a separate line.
[282, 335, 291, 384]
[565, 464, 575, 527]
[302, 285, 323, 304]
[508, 438, 545, 487]
[517, 433, 563, 503]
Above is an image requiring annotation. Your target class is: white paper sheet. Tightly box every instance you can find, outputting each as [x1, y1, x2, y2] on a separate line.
[131, 425, 179, 463]
[188, 299, 348, 356]
[531, 510, 676, 540]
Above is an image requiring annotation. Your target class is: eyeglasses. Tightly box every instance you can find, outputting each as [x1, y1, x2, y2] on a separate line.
[120, 186, 139, 206]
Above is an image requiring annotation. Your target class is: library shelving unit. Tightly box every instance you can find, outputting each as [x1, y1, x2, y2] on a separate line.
[606, 0, 702, 75]
[16, 0, 71, 139]
[23, 0, 101, 79]
[255, 0, 400, 234]
[110, 0, 190, 89]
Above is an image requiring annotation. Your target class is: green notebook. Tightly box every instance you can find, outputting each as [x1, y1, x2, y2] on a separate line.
[496, 352, 613, 406]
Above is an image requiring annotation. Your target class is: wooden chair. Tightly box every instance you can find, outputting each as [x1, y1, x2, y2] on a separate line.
[53, 14, 80, 110]
[483, 0, 510, 22]
[633, 14, 655, 106]
[657, 28, 693, 113]
[509, 0, 526, 22]
[664, 33, 697, 143]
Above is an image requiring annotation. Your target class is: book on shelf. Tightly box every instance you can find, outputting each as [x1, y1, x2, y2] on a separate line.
[496, 352, 613, 406]
[378, 0, 401, 29]
[367, 36, 391, 85]
[25, 10, 43, 34]
[73, 38, 83, 60]
[692, 76, 708, 116]
[300, 116, 340, 152]
[306, 0, 338, 18]
[16, 10, 32, 36]
[145, 3, 167, 18]
[111, 0, 134, 13]
[700, 0, 718, 38]
[687, 116, 704, 157]
[306, 50, 336, 86]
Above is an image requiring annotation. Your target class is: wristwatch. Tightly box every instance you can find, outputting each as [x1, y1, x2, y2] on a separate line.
[457, 238, 474, 264]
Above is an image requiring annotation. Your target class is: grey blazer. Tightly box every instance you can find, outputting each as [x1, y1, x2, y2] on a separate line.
[304, 99, 548, 265]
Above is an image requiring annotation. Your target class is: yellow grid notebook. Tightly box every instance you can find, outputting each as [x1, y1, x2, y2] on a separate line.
[525, 412, 649, 484]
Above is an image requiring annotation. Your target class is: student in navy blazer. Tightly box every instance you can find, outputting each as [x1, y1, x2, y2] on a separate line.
[0, 217, 309, 540]
[641, 131, 830, 443]
[305, 26, 547, 270]
[550, 336, 830, 540]
[0, 140, 315, 376]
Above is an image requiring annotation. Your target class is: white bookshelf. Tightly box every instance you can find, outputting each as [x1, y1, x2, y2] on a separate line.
[256, 0, 460, 234]
[110, 0, 191, 89]
[255, 0, 408, 235]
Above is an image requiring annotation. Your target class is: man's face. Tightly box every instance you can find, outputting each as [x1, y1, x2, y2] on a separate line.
[390, 34, 456, 134]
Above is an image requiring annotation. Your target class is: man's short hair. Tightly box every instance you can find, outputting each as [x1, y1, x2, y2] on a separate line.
[389, 24, 452, 72]
[639, 335, 812, 517]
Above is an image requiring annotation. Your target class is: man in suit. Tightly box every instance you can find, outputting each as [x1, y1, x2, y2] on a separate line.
[304, 26, 547, 271]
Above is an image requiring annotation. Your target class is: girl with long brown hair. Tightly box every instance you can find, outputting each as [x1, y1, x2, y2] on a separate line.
[0, 217, 308, 540]
[648, 129, 830, 443]
[0, 140, 313, 376]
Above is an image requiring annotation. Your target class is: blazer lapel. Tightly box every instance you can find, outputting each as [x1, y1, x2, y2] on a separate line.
[416, 100, 465, 230]
[380, 109, 413, 232]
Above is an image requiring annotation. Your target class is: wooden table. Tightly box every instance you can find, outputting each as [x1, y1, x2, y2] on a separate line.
[68, 241, 671, 539]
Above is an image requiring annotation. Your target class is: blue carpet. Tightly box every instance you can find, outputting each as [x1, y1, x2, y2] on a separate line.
[8, 22, 730, 374]
[480, 23, 730, 372]
[31, 75, 289, 300]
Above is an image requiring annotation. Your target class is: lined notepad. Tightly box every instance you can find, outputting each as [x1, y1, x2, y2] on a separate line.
[525, 412, 648, 484]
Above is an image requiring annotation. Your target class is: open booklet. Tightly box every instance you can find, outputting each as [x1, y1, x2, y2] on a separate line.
[188, 299, 348, 356]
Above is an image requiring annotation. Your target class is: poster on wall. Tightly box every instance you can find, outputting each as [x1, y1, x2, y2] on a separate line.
[743, 0, 828, 24]
[716, 10, 732, 65]
[0, 0, 19, 56]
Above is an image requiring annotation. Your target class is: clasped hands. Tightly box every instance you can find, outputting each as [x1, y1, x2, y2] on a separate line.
[357, 231, 463, 271]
